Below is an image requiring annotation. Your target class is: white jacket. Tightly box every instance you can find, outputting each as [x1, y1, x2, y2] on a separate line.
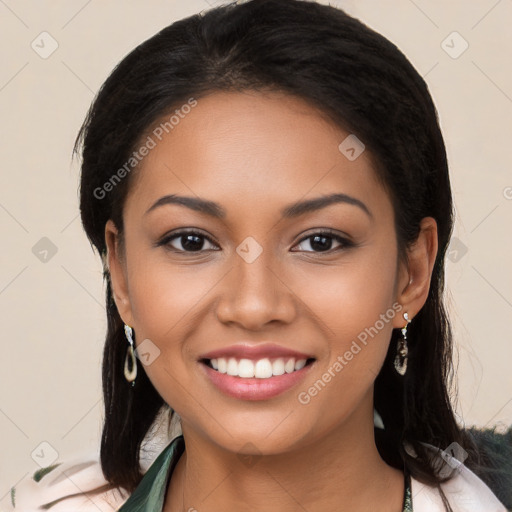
[412, 462, 507, 511]
[4, 442, 507, 511]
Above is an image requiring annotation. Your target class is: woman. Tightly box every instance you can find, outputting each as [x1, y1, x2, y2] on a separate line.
[7, 0, 510, 510]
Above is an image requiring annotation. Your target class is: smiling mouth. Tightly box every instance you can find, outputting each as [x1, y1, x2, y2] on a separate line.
[200, 357, 316, 379]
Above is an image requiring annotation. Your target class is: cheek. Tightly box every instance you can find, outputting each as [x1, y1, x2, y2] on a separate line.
[294, 249, 398, 405]
[124, 252, 216, 397]
[127, 247, 214, 339]
[296, 248, 398, 344]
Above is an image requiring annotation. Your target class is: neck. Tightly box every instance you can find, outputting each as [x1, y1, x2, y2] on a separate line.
[165, 399, 404, 512]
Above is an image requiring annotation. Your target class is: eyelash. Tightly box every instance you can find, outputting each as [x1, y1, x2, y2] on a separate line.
[156, 228, 355, 254]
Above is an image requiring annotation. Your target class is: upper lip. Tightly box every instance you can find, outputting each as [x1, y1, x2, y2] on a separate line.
[199, 343, 315, 361]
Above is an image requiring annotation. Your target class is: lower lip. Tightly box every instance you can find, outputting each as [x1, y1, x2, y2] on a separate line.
[199, 361, 315, 401]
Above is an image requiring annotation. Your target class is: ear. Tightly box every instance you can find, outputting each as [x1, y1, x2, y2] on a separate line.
[393, 216, 438, 328]
[105, 219, 134, 327]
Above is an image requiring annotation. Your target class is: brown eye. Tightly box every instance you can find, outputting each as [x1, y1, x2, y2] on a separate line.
[158, 230, 219, 252]
[292, 231, 353, 253]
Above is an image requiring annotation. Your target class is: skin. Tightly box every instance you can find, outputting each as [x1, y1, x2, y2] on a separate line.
[105, 90, 438, 512]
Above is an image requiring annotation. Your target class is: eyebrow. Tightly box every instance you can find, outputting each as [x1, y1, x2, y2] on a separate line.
[144, 193, 372, 220]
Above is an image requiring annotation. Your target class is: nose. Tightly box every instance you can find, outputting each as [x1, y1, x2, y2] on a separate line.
[215, 247, 297, 330]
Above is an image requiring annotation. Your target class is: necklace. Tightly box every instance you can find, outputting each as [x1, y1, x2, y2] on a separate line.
[402, 464, 413, 511]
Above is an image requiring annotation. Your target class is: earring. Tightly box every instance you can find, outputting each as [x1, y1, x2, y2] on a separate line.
[394, 312, 411, 376]
[124, 324, 137, 387]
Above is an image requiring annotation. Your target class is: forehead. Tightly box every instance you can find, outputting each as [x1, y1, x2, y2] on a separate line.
[125, 90, 390, 221]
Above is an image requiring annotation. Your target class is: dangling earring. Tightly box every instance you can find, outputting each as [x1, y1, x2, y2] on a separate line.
[124, 324, 137, 387]
[394, 312, 411, 376]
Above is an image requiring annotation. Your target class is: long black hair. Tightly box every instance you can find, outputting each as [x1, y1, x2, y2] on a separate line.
[74, 0, 487, 503]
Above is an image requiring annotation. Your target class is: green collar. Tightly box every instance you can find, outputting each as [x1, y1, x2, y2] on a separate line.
[118, 435, 185, 511]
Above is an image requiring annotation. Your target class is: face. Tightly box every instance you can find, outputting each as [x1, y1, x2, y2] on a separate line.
[106, 90, 432, 456]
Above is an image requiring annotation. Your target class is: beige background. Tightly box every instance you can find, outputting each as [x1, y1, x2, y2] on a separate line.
[1, 0, 511, 500]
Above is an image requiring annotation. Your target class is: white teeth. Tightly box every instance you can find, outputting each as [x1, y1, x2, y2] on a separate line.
[208, 357, 309, 379]
[254, 358, 273, 378]
[294, 359, 307, 370]
[284, 358, 296, 373]
[272, 358, 285, 376]
[238, 358, 255, 378]
[226, 357, 239, 376]
[217, 358, 227, 373]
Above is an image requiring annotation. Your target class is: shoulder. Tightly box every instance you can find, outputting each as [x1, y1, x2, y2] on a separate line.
[464, 425, 512, 508]
[409, 439, 509, 512]
[411, 465, 508, 512]
[5, 454, 129, 511]
[6, 408, 180, 511]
